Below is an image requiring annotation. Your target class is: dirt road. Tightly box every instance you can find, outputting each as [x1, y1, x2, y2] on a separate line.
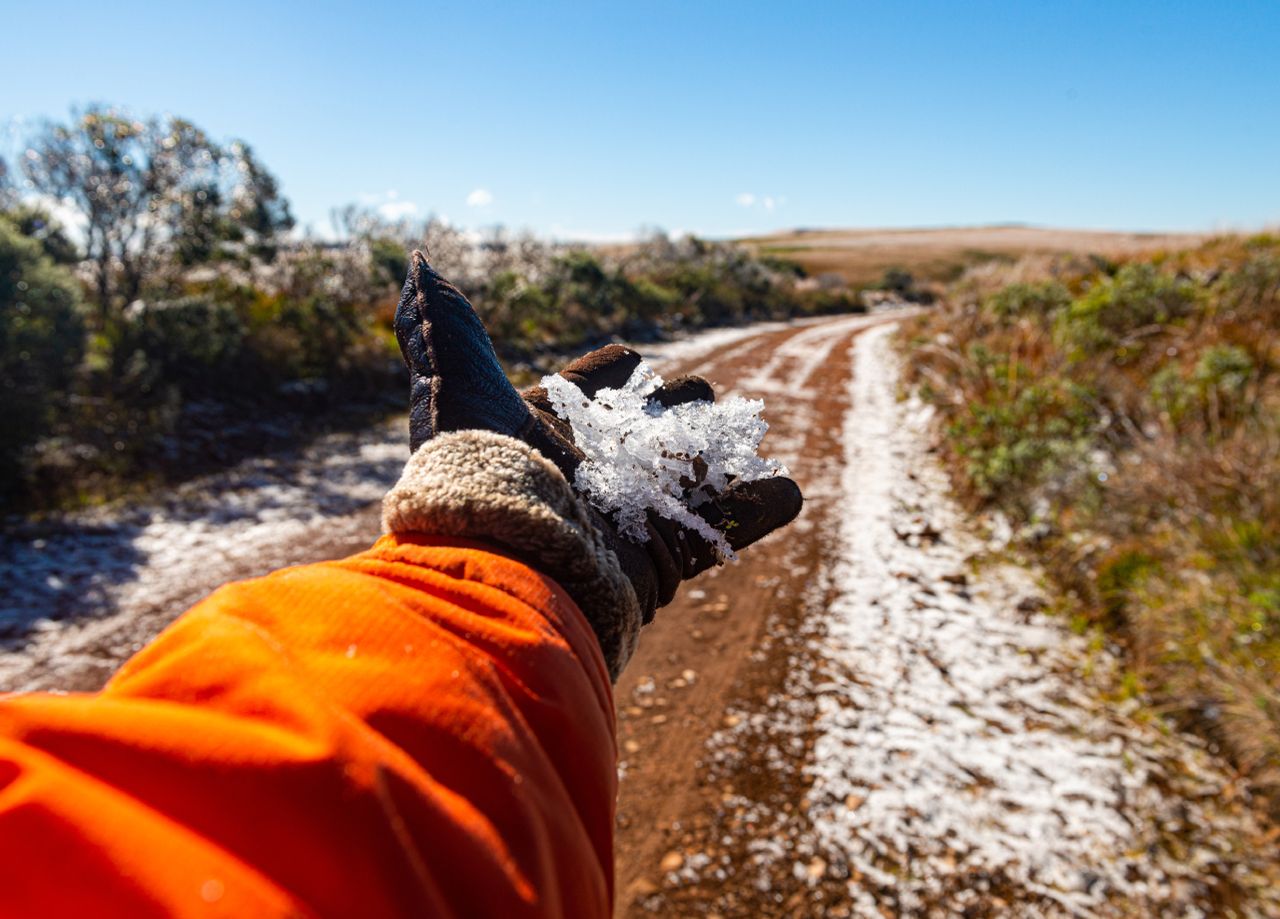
[2, 314, 1276, 916]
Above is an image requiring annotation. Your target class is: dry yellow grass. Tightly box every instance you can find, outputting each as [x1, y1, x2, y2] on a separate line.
[741, 225, 1207, 285]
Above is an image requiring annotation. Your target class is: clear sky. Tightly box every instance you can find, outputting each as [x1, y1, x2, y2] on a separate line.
[3, 1, 1278, 240]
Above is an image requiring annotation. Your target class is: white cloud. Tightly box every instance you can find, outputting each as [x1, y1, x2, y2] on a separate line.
[466, 188, 493, 207]
[737, 192, 786, 212]
[377, 200, 419, 220]
[354, 189, 419, 221]
[359, 189, 398, 205]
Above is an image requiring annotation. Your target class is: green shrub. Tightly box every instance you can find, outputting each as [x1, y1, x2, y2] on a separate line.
[368, 236, 409, 288]
[1149, 364, 1194, 427]
[110, 297, 247, 398]
[1060, 263, 1199, 354]
[947, 368, 1094, 512]
[1096, 548, 1159, 628]
[983, 281, 1071, 320]
[1194, 344, 1253, 397]
[0, 216, 86, 488]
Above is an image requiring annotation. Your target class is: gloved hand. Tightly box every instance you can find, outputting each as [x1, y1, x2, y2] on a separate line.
[386, 251, 802, 676]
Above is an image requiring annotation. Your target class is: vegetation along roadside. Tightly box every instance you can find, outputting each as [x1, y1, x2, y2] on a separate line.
[0, 106, 863, 514]
[900, 234, 1280, 818]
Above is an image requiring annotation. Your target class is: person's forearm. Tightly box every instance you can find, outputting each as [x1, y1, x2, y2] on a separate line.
[0, 531, 618, 918]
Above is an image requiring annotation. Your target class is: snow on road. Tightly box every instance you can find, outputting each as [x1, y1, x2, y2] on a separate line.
[0, 419, 409, 691]
[803, 325, 1276, 915]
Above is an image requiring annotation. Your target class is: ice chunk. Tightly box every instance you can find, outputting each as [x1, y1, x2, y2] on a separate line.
[541, 360, 788, 559]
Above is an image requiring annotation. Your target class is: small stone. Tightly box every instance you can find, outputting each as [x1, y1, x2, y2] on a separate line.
[650, 714, 668, 725]
[624, 739, 641, 754]
[660, 851, 684, 872]
[629, 878, 658, 898]
[807, 857, 827, 880]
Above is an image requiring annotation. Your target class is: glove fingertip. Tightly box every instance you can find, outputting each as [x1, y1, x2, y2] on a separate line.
[560, 344, 644, 396]
[650, 375, 715, 408]
[717, 476, 804, 550]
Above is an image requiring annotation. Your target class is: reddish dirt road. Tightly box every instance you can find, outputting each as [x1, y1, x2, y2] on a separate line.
[610, 314, 892, 912]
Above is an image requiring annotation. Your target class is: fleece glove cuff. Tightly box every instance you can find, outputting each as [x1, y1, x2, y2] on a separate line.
[382, 429, 642, 680]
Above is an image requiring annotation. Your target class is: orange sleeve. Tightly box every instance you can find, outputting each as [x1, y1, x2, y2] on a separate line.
[0, 533, 618, 919]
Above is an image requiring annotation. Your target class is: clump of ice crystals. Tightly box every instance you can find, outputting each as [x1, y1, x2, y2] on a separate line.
[541, 360, 788, 559]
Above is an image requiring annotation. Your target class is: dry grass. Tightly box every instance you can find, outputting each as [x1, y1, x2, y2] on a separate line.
[741, 225, 1206, 286]
[900, 233, 1280, 816]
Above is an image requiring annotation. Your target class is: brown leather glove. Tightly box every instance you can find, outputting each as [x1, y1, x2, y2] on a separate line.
[393, 250, 803, 629]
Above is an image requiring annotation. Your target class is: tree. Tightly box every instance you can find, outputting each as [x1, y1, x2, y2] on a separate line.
[225, 142, 294, 261]
[0, 215, 85, 490]
[0, 156, 14, 211]
[22, 107, 293, 318]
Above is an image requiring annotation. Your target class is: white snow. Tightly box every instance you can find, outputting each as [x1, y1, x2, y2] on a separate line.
[0, 419, 409, 692]
[801, 323, 1273, 914]
[542, 361, 787, 558]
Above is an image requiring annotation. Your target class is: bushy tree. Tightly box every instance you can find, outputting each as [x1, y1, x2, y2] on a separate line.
[2, 204, 79, 265]
[0, 216, 85, 488]
[0, 156, 14, 211]
[22, 107, 293, 316]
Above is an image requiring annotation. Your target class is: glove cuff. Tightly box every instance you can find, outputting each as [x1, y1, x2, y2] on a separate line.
[382, 430, 642, 681]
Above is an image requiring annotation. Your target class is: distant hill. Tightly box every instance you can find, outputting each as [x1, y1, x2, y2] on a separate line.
[740, 225, 1207, 285]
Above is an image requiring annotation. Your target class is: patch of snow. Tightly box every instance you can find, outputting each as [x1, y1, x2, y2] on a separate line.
[801, 323, 1274, 914]
[543, 361, 786, 558]
[0, 419, 408, 692]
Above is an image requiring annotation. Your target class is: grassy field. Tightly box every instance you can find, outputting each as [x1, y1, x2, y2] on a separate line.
[741, 225, 1206, 286]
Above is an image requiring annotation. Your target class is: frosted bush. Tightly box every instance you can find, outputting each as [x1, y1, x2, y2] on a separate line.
[542, 360, 788, 559]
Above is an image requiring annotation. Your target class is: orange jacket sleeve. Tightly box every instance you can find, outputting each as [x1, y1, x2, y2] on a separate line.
[0, 533, 618, 918]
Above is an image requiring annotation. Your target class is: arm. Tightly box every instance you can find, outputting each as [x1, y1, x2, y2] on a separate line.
[0, 432, 624, 919]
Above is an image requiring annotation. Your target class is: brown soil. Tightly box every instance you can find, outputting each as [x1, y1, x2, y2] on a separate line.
[611, 316, 887, 916]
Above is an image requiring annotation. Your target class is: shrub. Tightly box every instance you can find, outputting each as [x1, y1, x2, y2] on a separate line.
[110, 297, 247, 398]
[902, 236, 1280, 817]
[983, 281, 1071, 320]
[945, 350, 1095, 514]
[368, 236, 409, 289]
[0, 216, 85, 490]
[1194, 344, 1253, 397]
[1059, 263, 1199, 354]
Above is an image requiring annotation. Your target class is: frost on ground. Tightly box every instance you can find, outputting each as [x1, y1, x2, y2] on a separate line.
[0, 418, 408, 693]
[667, 321, 1277, 918]
[809, 326, 1275, 915]
[543, 360, 786, 557]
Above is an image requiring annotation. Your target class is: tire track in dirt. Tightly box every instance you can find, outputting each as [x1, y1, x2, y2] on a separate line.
[611, 313, 894, 912]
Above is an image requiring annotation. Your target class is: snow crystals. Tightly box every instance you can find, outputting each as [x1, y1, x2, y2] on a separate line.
[541, 360, 787, 559]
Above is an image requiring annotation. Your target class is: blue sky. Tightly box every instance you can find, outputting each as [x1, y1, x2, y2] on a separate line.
[3, 1, 1278, 240]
